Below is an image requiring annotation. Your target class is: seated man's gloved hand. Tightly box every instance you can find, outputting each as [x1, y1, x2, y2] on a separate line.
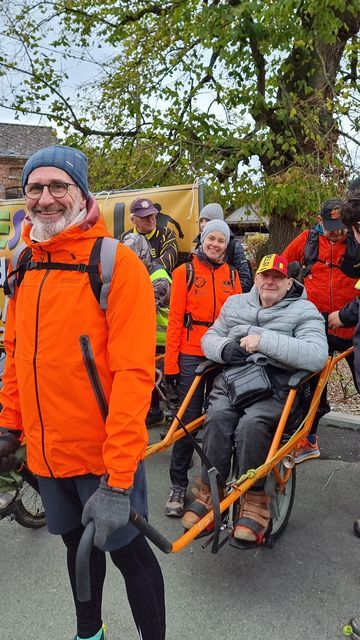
[81, 475, 131, 548]
[221, 342, 248, 365]
[0, 429, 21, 473]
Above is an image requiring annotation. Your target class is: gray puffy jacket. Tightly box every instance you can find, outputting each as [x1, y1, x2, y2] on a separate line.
[201, 280, 328, 372]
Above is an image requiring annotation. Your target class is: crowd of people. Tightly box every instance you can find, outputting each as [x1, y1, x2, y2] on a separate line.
[0, 142, 359, 639]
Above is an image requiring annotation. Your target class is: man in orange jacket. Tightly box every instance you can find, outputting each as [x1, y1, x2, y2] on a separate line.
[282, 198, 360, 463]
[0, 145, 165, 640]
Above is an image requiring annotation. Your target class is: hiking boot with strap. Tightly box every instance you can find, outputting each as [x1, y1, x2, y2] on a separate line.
[234, 490, 271, 544]
[182, 480, 213, 530]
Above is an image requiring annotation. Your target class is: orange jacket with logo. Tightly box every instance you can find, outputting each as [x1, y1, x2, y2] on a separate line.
[0, 198, 156, 488]
[282, 229, 358, 340]
[164, 255, 242, 374]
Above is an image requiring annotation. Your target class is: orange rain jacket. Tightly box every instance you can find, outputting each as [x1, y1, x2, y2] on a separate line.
[282, 229, 358, 340]
[0, 197, 156, 488]
[164, 254, 242, 374]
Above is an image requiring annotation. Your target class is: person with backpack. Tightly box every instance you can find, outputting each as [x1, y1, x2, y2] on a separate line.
[0, 145, 165, 640]
[164, 219, 241, 516]
[282, 198, 360, 463]
[194, 202, 253, 292]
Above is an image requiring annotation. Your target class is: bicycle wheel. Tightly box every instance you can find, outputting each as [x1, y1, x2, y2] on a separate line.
[266, 461, 296, 539]
[14, 481, 46, 529]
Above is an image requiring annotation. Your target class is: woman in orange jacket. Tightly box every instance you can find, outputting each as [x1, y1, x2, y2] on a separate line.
[164, 219, 242, 516]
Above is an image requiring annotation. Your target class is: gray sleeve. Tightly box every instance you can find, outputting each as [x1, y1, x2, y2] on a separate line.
[201, 298, 235, 362]
[257, 306, 328, 372]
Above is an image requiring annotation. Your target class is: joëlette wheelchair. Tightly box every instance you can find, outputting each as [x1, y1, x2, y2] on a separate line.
[146, 348, 353, 551]
[75, 349, 351, 602]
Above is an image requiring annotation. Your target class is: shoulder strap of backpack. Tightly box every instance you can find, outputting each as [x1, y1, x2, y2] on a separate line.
[186, 260, 195, 293]
[229, 265, 237, 289]
[5, 242, 32, 298]
[88, 237, 119, 311]
[303, 228, 320, 275]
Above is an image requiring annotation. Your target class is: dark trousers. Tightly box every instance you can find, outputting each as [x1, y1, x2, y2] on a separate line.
[310, 334, 357, 435]
[62, 528, 165, 639]
[169, 354, 209, 488]
[201, 373, 302, 489]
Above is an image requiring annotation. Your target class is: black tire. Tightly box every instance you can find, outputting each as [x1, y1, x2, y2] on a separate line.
[13, 481, 46, 529]
[266, 462, 296, 539]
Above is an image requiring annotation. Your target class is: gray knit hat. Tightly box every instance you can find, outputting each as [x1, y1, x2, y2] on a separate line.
[199, 203, 224, 221]
[200, 219, 230, 246]
[22, 145, 90, 198]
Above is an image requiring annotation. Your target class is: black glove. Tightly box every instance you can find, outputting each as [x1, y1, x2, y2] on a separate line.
[165, 373, 179, 388]
[221, 342, 248, 366]
[0, 430, 21, 473]
[81, 475, 131, 548]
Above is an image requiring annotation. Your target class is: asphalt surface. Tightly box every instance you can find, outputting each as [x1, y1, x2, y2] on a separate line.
[1, 422, 359, 640]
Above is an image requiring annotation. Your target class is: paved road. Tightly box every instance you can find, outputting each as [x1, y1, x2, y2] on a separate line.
[1, 423, 359, 640]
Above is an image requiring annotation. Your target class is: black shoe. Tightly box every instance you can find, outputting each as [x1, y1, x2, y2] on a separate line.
[146, 407, 164, 428]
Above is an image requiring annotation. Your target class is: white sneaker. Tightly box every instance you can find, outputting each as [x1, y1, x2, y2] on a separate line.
[0, 490, 16, 509]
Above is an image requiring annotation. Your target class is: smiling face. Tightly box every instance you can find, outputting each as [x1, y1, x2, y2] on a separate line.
[202, 230, 227, 260]
[25, 166, 86, 241]
[255, 269, 293, 308]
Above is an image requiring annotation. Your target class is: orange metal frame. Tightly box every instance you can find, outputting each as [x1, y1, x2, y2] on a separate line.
[146, 349, 353, 552]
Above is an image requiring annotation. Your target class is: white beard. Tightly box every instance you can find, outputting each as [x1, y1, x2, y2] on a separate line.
[28, 195, 84, 242]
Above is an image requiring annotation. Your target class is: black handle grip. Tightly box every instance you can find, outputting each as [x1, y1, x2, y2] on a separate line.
[129, 510, 173, 554]
[76, 520, 95, 602]
[76, 510, 172, 602]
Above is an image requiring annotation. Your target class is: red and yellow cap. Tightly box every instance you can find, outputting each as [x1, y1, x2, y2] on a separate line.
[256, 254, 289, 277]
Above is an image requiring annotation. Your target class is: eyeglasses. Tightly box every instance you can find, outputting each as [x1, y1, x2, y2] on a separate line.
[24, 181, 79, 199]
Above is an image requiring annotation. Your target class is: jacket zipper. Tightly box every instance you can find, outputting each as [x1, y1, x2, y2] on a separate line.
[33, 268, 53, 477]
[80, 335, 109, 421]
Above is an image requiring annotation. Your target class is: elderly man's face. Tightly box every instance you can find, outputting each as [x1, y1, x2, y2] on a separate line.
[133, 213, 157, 234]
[25, 166, 86, 241]
[255, 270, 293, 308]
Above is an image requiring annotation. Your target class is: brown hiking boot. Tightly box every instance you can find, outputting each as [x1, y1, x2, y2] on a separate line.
[234, 490, 271, 543]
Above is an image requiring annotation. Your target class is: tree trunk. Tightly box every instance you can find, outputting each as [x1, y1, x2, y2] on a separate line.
[261, 214, 302, 257]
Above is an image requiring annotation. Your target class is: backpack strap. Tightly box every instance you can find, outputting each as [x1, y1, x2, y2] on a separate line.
[186, 260, 195, 292]
[99, 237, 119, 310]
[303, 228, 322, 276]
[229, 265, 237, 289]
[5, 242, 32, 297]
[6, 237, 119, 312]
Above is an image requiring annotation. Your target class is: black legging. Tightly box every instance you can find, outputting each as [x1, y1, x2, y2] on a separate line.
[62, 527, 165, 640]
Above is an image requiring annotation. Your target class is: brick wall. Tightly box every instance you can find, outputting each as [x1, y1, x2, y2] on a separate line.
[0, 158, 24, 198]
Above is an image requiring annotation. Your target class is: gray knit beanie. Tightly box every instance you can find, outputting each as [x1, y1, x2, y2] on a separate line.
[200, 219, 230, 246]
[199, 203, 224, 221]
[22, 145, 90, 198]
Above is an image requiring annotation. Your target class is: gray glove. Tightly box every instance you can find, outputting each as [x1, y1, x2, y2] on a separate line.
[81, 475, 131, 548]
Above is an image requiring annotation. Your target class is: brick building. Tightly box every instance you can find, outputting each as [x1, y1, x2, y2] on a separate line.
[0, 123, 57, 199]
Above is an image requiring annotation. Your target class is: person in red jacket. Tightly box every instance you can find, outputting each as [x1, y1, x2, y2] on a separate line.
[282, 198, 360, 463]
[164, 219, 241, 516]
[0, 145, 165, 640]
